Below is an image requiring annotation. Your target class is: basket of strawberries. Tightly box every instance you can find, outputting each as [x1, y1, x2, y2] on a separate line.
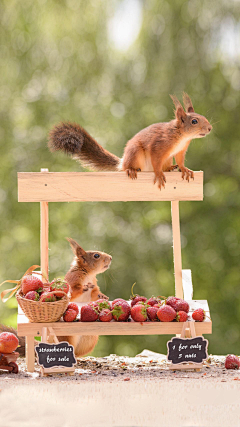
[16, 275, 70, 323]
[0, 265, 70, 323]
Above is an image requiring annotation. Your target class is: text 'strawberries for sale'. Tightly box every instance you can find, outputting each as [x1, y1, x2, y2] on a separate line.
[157, 305, 176, 322]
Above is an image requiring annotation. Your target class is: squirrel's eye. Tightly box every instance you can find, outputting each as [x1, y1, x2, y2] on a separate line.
[94, 254, 100, 259]
[192, 119, 198, 125]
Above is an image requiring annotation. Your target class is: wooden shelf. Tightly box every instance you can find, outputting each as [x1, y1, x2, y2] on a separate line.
[17, 300, 212, 337]
[18, 171, 203, 202]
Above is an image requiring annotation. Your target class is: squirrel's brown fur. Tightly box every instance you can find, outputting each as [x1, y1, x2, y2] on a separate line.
[48, 93, 212, 188]
[57, 238, 112, 357]
[2, 239, 112, 358]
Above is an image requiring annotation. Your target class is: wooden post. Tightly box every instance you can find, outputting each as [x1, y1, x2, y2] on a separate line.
[26, 336, 35, 372]
[40, 169, 49, 282]
[171, 201, 183, 299]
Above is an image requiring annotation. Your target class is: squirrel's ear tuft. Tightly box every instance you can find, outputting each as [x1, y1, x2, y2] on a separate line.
[170, 95, 187, 123]
[66, 238, 86, 258]
[182, 92, 194, 113]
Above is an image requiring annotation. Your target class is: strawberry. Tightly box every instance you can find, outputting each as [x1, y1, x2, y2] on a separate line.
[112, 298, 126, 307]
[39, 292, 56, 302]
[165, 296, 179, 311]
[147, 305, 159, 321]
[95, 299, 111, 312]
[0, 332, 19, 354]
[67, 302, 79, 314]
[175, 300, 189, 313]
[112, 301, 130, 321]
[130, 283, 147, 307]
[25, 291, 40, 301]
[166, 296, 189, 313]
[99, 309, 113, 322]
[21, 275, 43, 295]
[176, 311, 188, 322]
[131, 304, 148, 322]
[147, 297, 162, 307]
[157, 305, 176, 322]
[131, 296, 147, 307]
[225, 355, 240, 370]
[192, 308, 205, 322]
[63, 309, 77, 322]
[50, 278, 69, 294]
[81, 304, 99, 322]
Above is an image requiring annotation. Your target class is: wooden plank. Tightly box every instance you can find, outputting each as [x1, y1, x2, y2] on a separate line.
[40, 204, 49, 282]
[17, 317, 212, 336]
[18, 171, 203, 202]
[25, 336, 35, 372]
[171, 201, 183, 299]
[182, 270, 193, 300]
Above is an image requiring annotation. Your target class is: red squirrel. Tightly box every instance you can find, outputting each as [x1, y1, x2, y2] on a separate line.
[58, 238, 112, 357]
[48, 93, 212, 189]
[0, 238, 112, 358]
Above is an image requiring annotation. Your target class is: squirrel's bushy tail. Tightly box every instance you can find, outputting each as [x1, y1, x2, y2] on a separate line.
[48, 122, 120, 171]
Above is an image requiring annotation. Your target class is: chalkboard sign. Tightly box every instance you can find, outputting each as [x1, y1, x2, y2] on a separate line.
[167, 336, 208, 365]
[35, 342, 76, 369]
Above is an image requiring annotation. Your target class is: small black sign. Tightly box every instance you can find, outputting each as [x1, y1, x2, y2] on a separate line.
[167, 336, 208, 365]
[35, 342, 76, 369]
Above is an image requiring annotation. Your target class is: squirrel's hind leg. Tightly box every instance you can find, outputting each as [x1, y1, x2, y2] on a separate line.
[122, 140, 145, 179]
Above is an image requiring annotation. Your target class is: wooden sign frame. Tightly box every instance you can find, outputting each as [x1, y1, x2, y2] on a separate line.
[167, 322, 209, 370]
[17, 169, 212, 373]
[36, 327, 76, 376]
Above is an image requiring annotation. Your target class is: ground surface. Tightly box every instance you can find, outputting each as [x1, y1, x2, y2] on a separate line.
[1, 351, 240, 427]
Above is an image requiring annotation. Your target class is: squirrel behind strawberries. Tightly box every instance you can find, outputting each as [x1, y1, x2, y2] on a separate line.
[57, 238, 112, 357]
[0, 238, 112, 358]
[48, 93, 212, 189]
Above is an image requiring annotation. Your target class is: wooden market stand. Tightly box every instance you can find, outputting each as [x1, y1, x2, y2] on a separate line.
[17, 170, 212, 373]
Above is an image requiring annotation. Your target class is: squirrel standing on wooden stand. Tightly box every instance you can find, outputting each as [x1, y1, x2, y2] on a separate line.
[48, 93, 212, 189]
[58, 238, 112, 357]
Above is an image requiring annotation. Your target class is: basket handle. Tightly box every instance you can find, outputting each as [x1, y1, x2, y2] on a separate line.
[0, 265, 40, 303]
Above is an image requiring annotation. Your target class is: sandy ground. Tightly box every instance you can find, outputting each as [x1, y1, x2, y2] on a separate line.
[1, 351, 240, 427]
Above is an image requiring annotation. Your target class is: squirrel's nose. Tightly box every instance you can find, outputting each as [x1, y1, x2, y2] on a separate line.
[208, 125, 212, 132]
[109, 256, 112, 261]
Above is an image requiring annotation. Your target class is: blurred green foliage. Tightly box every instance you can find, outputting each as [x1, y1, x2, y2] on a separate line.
[0, 0, 240, 357]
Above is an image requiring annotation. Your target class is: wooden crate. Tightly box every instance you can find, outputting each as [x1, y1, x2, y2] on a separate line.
[17, 170, 212, 373]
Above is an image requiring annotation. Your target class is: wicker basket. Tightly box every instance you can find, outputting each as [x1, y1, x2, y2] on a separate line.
[16, 290, 69, 323]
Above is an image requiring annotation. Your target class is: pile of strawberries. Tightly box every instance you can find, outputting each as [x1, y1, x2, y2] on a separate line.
[63, 290, 207, 323]
[20, 275, 69, 302]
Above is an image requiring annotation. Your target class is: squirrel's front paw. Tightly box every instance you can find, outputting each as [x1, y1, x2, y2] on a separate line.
[98, 293, 109, 300]
[154, 171, 166, 190]
[179, 167, 194, 182]
[126, 168, 140, 180]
